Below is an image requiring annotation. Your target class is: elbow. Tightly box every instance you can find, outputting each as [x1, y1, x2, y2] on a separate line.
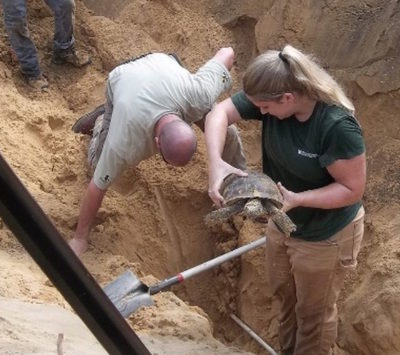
[89, 179, 108, 195]
[345, 171, 366, 205]
[349, 185, 365, 205]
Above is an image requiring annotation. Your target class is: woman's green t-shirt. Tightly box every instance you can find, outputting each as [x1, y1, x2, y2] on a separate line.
[231, 91, 365, 241]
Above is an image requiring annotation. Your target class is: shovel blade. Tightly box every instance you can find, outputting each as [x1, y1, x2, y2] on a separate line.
[115, 289, 154, 318]
[103, 270, 153, 316]
[103, 270, 141, 304]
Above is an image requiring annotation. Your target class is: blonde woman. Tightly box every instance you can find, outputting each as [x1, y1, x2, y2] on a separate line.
[205, 45, 366, 355]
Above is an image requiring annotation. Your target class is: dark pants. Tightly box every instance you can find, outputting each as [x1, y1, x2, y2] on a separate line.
[1, 0, 75, 77]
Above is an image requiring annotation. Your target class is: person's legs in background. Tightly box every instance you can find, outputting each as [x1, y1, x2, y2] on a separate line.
[45, 0, 90, 67]
[1, 0, 48, 88]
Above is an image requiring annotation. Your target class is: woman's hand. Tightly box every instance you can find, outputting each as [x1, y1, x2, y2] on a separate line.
[208, 160, 247, 208]
[277, 153, 366, 211]
[277, 182, 300, 212]
[205, 97, 244, 207]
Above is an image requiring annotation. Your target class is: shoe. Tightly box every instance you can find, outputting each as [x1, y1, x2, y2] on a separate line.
[26, 74, 49, 90]
[52, 47, 91, 68]
[72, 103, 106, 135]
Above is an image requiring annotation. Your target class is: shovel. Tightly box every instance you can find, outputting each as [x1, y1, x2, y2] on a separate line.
[104, 236, 266, 317]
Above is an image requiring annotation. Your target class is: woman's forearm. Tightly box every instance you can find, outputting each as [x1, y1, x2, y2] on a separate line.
[204, 106, 229, 164]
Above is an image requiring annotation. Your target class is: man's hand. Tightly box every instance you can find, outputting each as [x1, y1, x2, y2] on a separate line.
[68, 238, 88, 257]
[70, 179, 106, 257]
[213, 47, 234, 71]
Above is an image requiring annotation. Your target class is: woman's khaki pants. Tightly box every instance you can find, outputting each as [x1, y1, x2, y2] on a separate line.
[266, 207, 365, 355]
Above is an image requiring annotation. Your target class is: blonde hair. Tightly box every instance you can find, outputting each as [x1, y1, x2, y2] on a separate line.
[243, 45, 355, 114]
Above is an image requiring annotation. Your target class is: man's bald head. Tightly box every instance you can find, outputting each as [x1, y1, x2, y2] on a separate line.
[157, 118, 197, 166]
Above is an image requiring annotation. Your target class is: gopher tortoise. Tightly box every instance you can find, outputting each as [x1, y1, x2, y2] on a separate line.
[205, 171, 296, 236]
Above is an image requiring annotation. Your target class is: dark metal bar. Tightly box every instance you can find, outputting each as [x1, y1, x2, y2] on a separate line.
[0, 153, 150, 355]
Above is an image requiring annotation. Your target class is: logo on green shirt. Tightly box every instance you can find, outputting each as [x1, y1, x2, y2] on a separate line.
[297, 149, 319, 158]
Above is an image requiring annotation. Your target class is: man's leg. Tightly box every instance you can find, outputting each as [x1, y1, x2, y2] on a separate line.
[88, 88, 113, 170]
[222, 125, 247, 170]
[1, 0, 41, 77]
[266, 220, 297, 355]
[288, 207, 365, 355]
[193, 117, 246, 170]
[45, 0, 90, 67]
[72, 104, 106, 135]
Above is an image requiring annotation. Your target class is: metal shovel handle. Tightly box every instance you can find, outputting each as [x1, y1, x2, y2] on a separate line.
[149, 236, 266, 295]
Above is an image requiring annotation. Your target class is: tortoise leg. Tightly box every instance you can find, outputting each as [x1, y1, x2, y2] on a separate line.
[204, 201, 245, 229]
[264, 202, 297, 236]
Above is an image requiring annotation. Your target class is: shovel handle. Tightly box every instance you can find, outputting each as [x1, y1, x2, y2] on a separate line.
[149, 236, 266, 295]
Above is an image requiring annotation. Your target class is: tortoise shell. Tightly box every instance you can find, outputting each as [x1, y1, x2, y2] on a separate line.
[221, 171, 283, 208]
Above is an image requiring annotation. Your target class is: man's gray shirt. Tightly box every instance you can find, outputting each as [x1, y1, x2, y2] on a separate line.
[93, 53, 232, 189]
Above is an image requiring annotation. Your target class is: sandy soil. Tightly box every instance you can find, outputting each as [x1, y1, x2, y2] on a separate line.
[0, 0, 400, 354]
